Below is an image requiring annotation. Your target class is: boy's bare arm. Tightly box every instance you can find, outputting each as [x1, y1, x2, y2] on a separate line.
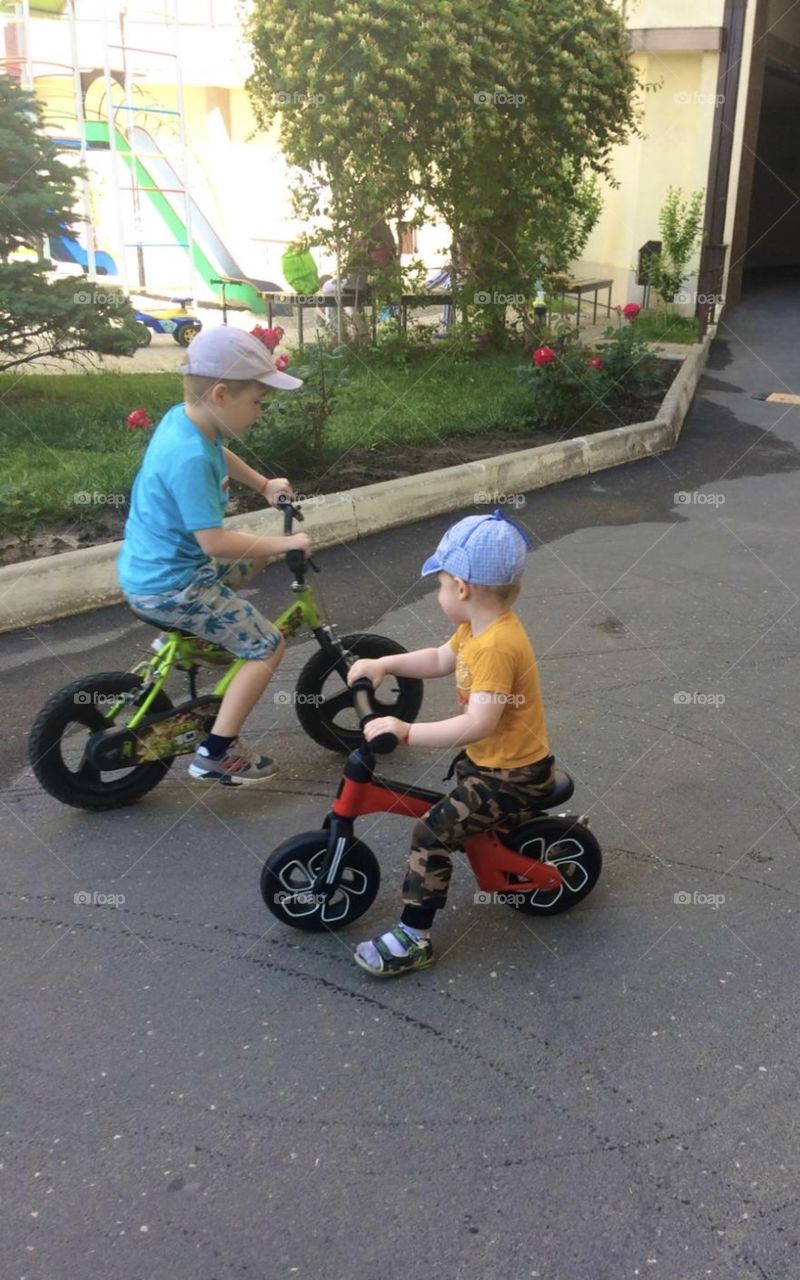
[361, 690, 504, 749]
[349, 643, 456, 685]
[222, 448, 291, 502]
[402, 693, 503, 749]
[194, 526, 309, 561]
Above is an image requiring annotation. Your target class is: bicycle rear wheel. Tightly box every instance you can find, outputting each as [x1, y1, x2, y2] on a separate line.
[500, 817, 602, 915]
[29, 672, 174, 811]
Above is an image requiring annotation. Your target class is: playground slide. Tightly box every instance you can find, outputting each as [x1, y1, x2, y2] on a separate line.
[49, 233, 117, 276]
[84, 121, 280, 314]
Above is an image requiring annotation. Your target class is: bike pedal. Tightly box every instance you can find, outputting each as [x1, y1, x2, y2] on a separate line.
[85, 695, 221, 768]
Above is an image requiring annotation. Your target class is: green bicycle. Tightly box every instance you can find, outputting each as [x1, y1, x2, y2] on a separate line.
[28, 500, 424, 811]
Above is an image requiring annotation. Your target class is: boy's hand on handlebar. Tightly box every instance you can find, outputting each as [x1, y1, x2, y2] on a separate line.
[364, 715, 408, 745]
[348, 658, 387, 689]
[287, 532, 311, 556]
[264, 478, 293, 506]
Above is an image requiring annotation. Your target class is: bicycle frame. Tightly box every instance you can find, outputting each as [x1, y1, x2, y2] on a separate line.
[314, 748, 565, 900]
[117, 578, 330, 733]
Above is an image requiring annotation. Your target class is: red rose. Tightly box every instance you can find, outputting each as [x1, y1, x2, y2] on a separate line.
[588, 357, 603, 370]
[622, 303, 641, 320]
[533, 345, 555, 367]
[126, 408, 153, 430]
[251, 324, 284, 353]
[275, 353, 290, 372]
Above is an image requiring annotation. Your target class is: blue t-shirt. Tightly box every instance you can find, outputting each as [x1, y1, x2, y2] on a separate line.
[118, 404, 229, 595]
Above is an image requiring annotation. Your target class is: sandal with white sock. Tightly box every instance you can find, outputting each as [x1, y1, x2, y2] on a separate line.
[354, 925, 434, 977]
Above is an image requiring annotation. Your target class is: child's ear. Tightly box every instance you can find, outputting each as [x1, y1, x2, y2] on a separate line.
[209, 381, 228, 406]
[454, 577, 470, 600]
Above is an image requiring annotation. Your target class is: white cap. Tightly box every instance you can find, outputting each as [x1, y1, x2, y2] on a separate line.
[182, 326, 303, 391]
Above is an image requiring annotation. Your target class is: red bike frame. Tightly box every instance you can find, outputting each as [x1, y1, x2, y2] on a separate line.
[331, 770, 564, 894]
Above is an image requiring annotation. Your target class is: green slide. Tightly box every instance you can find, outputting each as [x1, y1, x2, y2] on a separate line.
[85, 121, 273, 314]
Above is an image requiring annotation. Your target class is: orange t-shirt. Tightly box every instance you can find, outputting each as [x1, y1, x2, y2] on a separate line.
[448, 612, 550, 769]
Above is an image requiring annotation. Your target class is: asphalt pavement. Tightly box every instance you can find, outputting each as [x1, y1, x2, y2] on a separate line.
[2, 273, 800, 1279]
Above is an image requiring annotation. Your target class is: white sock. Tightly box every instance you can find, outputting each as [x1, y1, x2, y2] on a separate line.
[356, 922, 430, 970]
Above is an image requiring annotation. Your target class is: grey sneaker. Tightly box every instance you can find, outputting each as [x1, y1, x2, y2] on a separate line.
[187, 740, 278, 786]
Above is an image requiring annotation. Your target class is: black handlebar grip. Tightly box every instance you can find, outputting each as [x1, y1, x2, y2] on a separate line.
[350, 678, 398, 755]
[286, 548, 306, 576]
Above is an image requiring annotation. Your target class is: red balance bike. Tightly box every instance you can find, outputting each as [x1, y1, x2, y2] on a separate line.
[260, 682, 602, 931]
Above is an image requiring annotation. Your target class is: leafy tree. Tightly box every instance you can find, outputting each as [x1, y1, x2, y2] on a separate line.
[646, 187, 705, 306]
[246, 0, 638, 342]
[0, 75, 140, 371]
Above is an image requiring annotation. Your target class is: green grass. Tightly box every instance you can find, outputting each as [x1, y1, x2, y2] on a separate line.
[327, 350, 533, 447]
[0, 352, 536, 529]
[634, 310, 699, 343]
[0, 371, 182, 528]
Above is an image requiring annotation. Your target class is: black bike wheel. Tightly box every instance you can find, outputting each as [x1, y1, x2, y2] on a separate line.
[29, 673, 174, 811]
[294, 633, 424, 753]
[261, 831, 380, 931]
[500, 817, 602, 915]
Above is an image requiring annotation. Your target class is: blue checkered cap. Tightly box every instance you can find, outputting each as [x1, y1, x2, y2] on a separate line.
[421, 509, 533, 585]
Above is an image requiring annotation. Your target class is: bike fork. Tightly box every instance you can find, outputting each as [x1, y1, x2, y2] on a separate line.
[311, 815, 354, 901]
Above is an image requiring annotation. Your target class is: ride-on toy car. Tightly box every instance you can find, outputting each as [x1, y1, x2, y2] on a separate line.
[133, 297, 202, 347]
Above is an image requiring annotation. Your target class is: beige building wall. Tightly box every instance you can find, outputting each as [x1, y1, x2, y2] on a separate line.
[578, 2, 729, 311]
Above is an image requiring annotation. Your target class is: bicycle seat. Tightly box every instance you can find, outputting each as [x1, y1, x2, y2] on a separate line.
[129, 607, 196, 638]
[542, 769, 575, 807]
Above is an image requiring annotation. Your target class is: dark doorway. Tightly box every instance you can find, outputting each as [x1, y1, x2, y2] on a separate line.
[742, 63, 800, 286]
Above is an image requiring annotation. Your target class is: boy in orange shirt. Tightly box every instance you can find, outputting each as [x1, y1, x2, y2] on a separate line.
[348, 509, 555, 977]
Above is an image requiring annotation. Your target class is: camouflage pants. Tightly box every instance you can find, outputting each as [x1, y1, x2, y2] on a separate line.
[402, 753, 556, 911]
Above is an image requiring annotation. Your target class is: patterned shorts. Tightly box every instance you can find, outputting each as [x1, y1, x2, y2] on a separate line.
[125, 559, 282, 661]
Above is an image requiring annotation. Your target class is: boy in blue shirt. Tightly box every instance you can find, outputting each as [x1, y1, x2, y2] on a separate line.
[118, 327, 310, 786]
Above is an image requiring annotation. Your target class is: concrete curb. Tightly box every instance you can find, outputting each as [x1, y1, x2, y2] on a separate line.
[0, 332, 713, 634]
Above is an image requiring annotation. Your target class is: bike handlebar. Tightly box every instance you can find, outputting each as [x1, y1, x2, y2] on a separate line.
[349, 677, 398, 755]
[276, 493, 315, 577]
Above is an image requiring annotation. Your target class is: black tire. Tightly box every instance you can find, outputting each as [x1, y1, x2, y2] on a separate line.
[175, 322, 201, 347]
[29, 673, 174, 811]
[135, 323, 153, 347]
[294, 633, 424, 753]
[260, 831, 380, 931]
[500, 817, 602, 915]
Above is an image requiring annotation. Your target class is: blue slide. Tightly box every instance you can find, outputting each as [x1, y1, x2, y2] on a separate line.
[49, 233, 117, 276]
